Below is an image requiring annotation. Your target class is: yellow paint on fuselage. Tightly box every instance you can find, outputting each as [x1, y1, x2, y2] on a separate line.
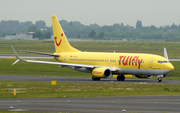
[54, 52, 173, 70]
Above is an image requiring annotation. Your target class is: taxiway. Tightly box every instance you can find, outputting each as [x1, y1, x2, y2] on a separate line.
[1, 96, 180, 113]
[1, 75, 180, 84]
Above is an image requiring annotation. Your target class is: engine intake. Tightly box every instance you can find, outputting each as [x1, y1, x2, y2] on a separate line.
[92, 68, 112, 78]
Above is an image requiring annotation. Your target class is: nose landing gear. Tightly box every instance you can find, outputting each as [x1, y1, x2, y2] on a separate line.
[157, 77, 162, 82]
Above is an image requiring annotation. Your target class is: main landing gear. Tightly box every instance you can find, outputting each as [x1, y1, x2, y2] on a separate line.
[157, 77, 162, 82]
[117, 74, 125, 81]
[92, 76, 101, 81]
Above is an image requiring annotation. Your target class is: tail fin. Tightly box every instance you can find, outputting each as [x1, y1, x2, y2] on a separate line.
[51, 15, 80, 53]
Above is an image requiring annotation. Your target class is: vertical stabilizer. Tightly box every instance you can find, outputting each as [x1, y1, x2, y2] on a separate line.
[51, 15, 80, 53]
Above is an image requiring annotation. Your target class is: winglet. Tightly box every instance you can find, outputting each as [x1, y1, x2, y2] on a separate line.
[11, 46, 24, 65]
[163, 47, 169, 60]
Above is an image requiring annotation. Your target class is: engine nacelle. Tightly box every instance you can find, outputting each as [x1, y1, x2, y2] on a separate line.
[92, 68, 112, 78]
[135, 75, 152, 78]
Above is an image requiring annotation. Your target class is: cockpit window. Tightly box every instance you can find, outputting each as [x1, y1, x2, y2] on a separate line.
[158, 61, 169, 64]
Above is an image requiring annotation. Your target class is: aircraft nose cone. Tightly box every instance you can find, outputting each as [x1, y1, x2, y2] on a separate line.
[171, 64, 174, 70]
[167, 63, 174, 70]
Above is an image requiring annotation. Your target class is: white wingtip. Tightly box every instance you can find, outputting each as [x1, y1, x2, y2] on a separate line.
[163, 47, 169, 60]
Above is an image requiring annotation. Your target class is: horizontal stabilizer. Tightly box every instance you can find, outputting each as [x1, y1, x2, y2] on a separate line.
[21, 50, 59, 57]
[12, 59, 20, 65]
[11, 46, 24, 65]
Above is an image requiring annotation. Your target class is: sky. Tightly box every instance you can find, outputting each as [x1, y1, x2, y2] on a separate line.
[0, 0, 180, 27]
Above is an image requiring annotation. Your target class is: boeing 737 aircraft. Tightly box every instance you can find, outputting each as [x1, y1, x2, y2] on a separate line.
[12, 15, 174, 82]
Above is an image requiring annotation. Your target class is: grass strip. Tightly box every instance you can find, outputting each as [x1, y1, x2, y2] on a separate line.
[1, 40, 180, 58]
[0, 81, 180, 98]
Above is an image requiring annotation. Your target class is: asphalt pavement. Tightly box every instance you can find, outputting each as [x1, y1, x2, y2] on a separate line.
[1, 75, 180, 84]
[1, 96, 180, 113]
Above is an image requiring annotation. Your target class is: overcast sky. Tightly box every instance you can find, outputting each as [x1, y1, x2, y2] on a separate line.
[0, 0, 180, 27]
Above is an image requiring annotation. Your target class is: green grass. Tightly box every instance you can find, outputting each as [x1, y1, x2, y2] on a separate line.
[0, 81, 180, 98]
[1, 40, 180, 58]
[0, 59, 89, 77]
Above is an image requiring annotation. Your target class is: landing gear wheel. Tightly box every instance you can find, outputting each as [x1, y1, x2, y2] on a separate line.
[117, 74, 125, 81]
[92, 76, 101, 81]
[117, 76, 121, 81]
[96, 78, 101, 81]
[92, 76, 96, 81]
[157, 78, 162, 82]
[121, 75, 125, 81]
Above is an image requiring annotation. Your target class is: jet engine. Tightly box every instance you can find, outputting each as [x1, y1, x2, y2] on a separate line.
[92, 68, 112, 78]
[135, 75, 153, 78]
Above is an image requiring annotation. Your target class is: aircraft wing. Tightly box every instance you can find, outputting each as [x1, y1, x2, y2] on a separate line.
[26, 59, 94, 68]
[26, 59, 117, 71]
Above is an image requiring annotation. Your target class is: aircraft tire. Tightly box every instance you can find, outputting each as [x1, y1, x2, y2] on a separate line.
[157, 78, 162, 82]
[121, 75, 125, 81]
[117, 75, 125, 81]
[92, 76, 101, 81]
[92, 76, 96, 81]
[117, 76, 121, 81]
[96, 78, 101, 81]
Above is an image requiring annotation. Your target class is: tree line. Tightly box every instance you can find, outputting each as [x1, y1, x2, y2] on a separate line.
[1, 19, 180, 40]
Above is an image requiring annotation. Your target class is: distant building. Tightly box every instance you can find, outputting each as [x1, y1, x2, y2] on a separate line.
[50, 35, 55, 40]
[123, 39, 127, 41]
[5, 32, 34, 40]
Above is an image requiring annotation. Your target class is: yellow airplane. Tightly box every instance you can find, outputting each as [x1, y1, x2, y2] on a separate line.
[12, 15, 174, 82]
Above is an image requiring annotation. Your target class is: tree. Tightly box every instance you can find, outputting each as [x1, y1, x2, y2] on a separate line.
[97, 32, 105, 39]
[88, 30, 96, 39]
[171, 23, 177, 30]
[33, 30, 52, 40]
[0, 20, 20, 28]
[89, 24, 101, 31]
[77, 34, 80, 39]
[21, 21, 33, 27]
[136, 20, 142, 29]
[70, 21, 73, 26]
[27, 24, 38, 32]
[121, 22, 124, 27]
[33, 30, 42, 39]
[113, 23, 120, 31]
[42, 31, 52, 39]
[178, 24, 180, 30]
[35, 20, 46, 29]
[150, 25, 157, 30]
